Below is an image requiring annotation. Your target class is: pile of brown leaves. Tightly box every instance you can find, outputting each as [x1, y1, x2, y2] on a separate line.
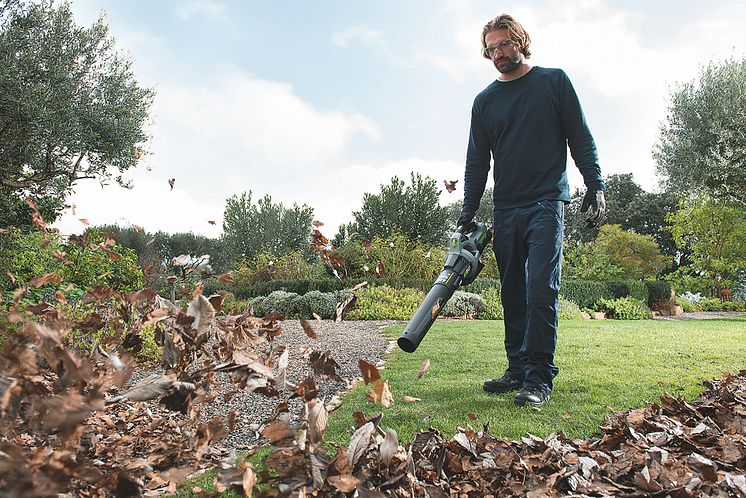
[241, 370, 746, 497]
[0, 277, 353, 496]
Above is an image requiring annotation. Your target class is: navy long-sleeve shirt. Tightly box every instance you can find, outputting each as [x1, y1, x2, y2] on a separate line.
[462, 66, 604, 213]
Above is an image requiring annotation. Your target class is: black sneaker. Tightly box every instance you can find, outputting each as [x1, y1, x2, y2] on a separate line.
[483, 374, 522, 393]
[514, 386, 550, 407]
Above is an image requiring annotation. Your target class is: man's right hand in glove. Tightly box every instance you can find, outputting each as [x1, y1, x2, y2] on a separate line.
[456, 211, 476, 233]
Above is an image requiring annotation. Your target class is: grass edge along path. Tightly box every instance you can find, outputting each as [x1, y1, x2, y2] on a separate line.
[324, 317, 746, 446]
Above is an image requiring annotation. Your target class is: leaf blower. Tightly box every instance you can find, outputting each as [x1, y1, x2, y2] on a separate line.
[397, 222, 493, 353]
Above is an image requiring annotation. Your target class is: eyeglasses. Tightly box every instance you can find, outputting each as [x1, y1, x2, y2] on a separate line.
[483, 39, 515, 58]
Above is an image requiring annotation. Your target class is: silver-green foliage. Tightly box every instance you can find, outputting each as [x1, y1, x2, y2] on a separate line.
[296, 291, 337, 319]
[0, 2, 154, 226]
[654, 57, 746, 206]
[558, 297, 584, 320]
[441, 291, 484, 318]
[250, 291, 299, 317]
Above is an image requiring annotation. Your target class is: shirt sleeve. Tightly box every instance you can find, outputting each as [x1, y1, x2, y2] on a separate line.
[558, 71, 605, 191]
[463, 98, 492, 213]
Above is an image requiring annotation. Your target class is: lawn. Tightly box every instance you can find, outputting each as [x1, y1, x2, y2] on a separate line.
[324, 317, 746, 446]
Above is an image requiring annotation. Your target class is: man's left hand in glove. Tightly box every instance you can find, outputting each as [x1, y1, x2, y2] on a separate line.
[580, 190, 606, 228]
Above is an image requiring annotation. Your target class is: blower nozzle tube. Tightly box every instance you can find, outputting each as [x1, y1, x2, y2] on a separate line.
[397, 222, 492, 353]
[397, 270, 459, 353]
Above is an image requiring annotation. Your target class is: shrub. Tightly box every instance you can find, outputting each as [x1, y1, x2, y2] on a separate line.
[243, 250, 315, 283]
[479, 287, 503, 320]
[347, 285, 425, 320]
[221, 292, 248, 315]
[259, 290, 300, 317]
[336, 233, 446, 281]
[462, 277, 501, 295]
[676, 298, 694, 313]
[645, 281, 674, 308]
[696, 298, 724, 312]
[606, 281, 648, 303]
[296, 291, 337, 319]
[560, 280, 608, 309]
[441, 291, 485, 318]
[680, 291, 704, 305]
[238, 279, 347, 299]
[558, 297, 584, 320]
[0, 228, 143, 293]
[249, 296, 267, 316]
[597, 297, 651, 320]
[723, 301, 746, 312]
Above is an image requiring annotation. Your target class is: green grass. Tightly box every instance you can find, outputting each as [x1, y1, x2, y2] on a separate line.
[324, 318, 746, 445]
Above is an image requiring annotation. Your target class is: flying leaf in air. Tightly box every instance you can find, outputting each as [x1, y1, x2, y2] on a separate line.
[217, 272, 234, 284]
[375, 261, 385, 277]
[417, 359, 431, 379]
[29, 273, 63, 288]
[168, 178, 175, 190]
[309, 350, 341, 380]
[367, 379, 395, 407]
[444, 179, 458, 193]
[306, 398, 328, 444]
[358, 358, 381, 385]
[299, 318, 317, 339]
[431, 300, 441, 319]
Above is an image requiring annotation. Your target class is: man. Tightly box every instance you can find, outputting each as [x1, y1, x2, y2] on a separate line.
[457, 14, 605, 407]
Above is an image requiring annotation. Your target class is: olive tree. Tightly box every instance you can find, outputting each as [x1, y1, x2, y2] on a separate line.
[0, 1, 154, 227]
[654, 57, 746, 206]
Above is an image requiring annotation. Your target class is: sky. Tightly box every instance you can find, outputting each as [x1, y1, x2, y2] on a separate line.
[52, 0, 746, 239]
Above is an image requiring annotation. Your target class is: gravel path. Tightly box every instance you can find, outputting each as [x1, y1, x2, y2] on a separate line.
[129, 320, 401, 450]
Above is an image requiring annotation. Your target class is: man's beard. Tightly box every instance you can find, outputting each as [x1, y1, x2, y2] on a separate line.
[494, 51, 523, 75]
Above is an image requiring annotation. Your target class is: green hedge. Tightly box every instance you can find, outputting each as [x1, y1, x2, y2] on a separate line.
[206, 275, 673, 312]
[560, 280, 608, 308]
[461, 277, 501, 295]
[559, 280, 672, 309]
[218, 277, 438, 299]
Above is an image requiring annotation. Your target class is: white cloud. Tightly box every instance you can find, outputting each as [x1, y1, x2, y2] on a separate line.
[150, 68, 379, 193]
[55, 68, 382, 237]
[176, 1, 228, 21]
[53, 174, 225, 237]
[306, 157, 464, 234]
[331, 25, 386, 47]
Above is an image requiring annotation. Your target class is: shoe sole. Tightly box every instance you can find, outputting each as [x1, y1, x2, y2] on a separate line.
[514, 399, 546, 407]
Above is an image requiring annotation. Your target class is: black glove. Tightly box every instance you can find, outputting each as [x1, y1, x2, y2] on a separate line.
[456, 211, 476, 233]
[580, 190, 606, 228]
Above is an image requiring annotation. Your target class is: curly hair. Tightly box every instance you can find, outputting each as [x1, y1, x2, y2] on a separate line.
[481, 14, 531, 59]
